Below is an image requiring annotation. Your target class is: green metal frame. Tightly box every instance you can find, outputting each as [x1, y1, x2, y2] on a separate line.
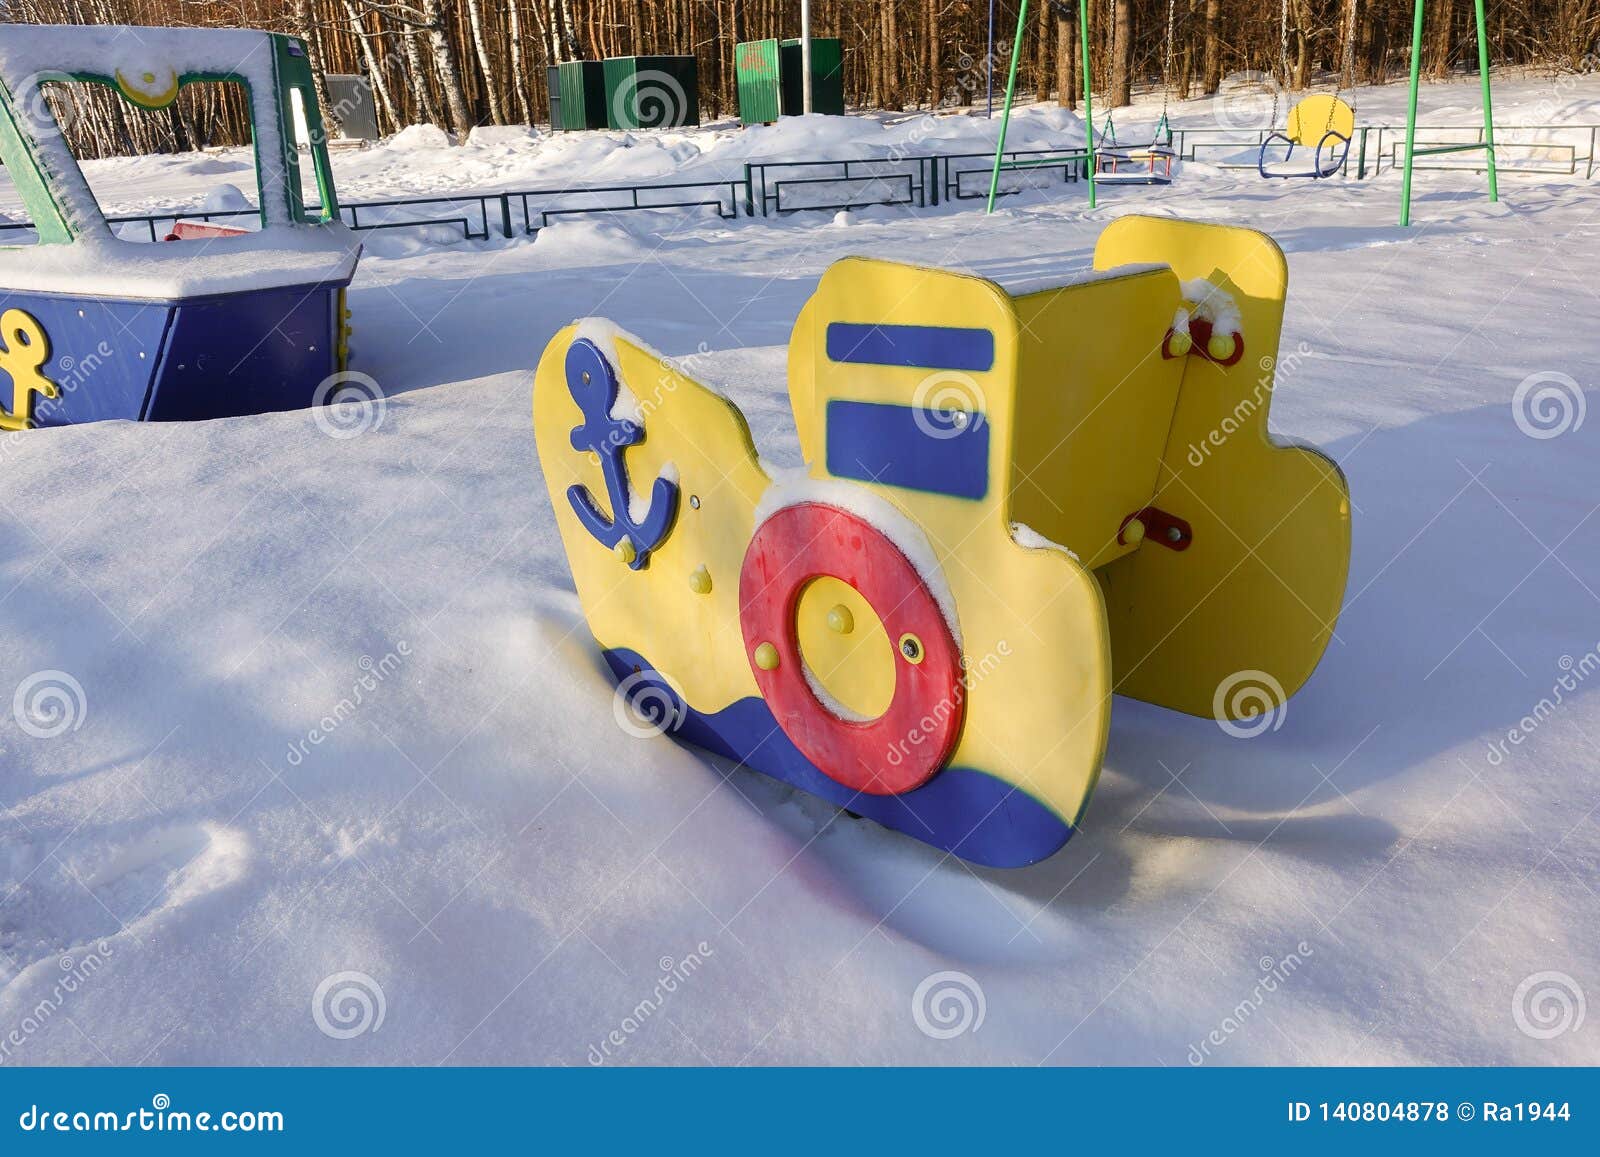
[0, 33, 337, 245]
[1400, 0, 1498, 226]
[987, 0, 1094, 213]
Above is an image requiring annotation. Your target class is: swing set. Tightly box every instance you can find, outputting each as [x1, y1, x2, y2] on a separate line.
[1094, 0, 1177, 186]
[1399, 0, 1499, 225]
[985, 0, 1179, 212]
[1258, 0, 1358, 180]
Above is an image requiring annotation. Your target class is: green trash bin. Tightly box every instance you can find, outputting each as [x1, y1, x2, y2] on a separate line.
[736, 39, 782, 126]
[603, 56, 700, 129]
[557, 60, 607, 130]
[780, 38, 845, 117]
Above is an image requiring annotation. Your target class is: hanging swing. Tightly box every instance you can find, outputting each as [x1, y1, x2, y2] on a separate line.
[1258, 0, 1356, 179]
[1095, 0, 1177, 185]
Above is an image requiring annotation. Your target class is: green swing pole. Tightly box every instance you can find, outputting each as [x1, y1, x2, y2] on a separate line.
[1400, 0, 1425, 227]
[1474, 0, 1500, 203]
[985, 0, 1031, 213]
[1401, 0, 1497, 226]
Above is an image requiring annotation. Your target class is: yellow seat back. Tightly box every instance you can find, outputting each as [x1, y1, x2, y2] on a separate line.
[1286, 95, 1354, 145]
[787, 259, 1186, 570]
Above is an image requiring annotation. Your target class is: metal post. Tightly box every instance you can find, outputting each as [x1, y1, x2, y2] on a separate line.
[1474, 0, 1498, 201]
[800, 0, 814, 115]
[1399, 0, 1425, 226]
[985, 0, 1030, 212]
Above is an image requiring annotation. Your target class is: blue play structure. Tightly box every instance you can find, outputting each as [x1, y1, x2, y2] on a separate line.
[0, 26, 360, 429]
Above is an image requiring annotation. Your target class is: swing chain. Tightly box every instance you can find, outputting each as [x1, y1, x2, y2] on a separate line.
[1323, 0, 1359, 137]
[1156, 0, 1175, 141]
[1269, 0, 1288, 129]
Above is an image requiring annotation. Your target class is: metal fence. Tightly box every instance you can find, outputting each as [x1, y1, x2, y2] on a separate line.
[0, 124, 1591, 248]
[1172, 121, 1599, 180]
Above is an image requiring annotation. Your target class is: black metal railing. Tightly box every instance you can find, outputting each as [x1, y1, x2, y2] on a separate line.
[941, 147, 1089, 201]
[744, 156, 938, 215]
[1, 123, 1593, 251]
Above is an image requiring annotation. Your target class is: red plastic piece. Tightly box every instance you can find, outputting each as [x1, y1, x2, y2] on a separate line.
[1119, 506, 1193, 551]
[164, 220, 252, 241]
[738, 502, 964, 796]
[1161, 316, 1245, 367]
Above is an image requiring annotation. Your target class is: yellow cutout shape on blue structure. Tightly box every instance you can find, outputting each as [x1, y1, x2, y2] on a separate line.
[0, 309, 60, 432]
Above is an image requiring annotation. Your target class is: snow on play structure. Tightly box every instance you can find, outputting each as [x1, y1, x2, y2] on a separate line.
[534, 215, 1352, 867]
[0, 25, 360, 428]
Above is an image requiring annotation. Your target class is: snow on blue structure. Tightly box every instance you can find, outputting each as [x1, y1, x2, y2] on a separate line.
[0, 25, 361, 428]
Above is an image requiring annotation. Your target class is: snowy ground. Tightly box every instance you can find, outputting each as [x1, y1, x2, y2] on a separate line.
[2, 73, 1599, 1066]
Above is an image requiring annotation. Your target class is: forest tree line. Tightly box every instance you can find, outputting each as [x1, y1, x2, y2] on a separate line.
[5, 0, 1599, 158]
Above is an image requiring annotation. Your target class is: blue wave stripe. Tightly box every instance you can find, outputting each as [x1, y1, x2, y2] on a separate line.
[604, 648, 1072, 868]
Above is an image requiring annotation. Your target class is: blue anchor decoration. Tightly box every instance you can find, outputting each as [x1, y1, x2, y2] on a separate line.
[564, 338, 679, 571]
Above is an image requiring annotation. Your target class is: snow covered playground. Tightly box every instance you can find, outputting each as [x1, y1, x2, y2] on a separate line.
[2, 23, 1599, 1071]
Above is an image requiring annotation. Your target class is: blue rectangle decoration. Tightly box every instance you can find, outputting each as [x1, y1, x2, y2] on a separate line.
[825, 322, 995, 371]
[825, 399, 989, 500]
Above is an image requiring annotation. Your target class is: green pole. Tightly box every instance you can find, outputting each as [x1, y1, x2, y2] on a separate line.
[1081, 0, 1096, 209]
[1474, 0, 1499, 202]
[1399, 0, 1425, 226]
[984, 0, 1030, 214]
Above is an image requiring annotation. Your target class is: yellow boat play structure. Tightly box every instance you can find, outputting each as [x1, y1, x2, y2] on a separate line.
[534, 215, 1351, 867]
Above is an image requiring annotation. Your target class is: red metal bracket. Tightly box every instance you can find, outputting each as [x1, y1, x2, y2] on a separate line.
[1118, 507, 1194, 551]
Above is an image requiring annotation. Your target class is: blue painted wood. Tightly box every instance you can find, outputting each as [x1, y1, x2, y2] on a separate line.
[563, 339, 679, 569]
[824, 322, 996, 371]
[604, 646, 1073, 868]
[147, 284, 342, 421]
[3, 281, 347, 425]
[825, 399, 990, 500]
[0, 291, 171, 426]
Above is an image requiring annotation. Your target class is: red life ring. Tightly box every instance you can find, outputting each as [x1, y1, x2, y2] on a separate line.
[738, 502, 964, 795]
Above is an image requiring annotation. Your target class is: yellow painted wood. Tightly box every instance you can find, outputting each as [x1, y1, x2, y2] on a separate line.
[1286, 94, 1355, 145]
[537, 216, 1348, 838]
[1010, 271, 1187, 569]
[533, 328, 770, 713]
[794, 576, 895, 720]
[788, 257, 1114, 828]
[1092, 215, 1351, 718]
